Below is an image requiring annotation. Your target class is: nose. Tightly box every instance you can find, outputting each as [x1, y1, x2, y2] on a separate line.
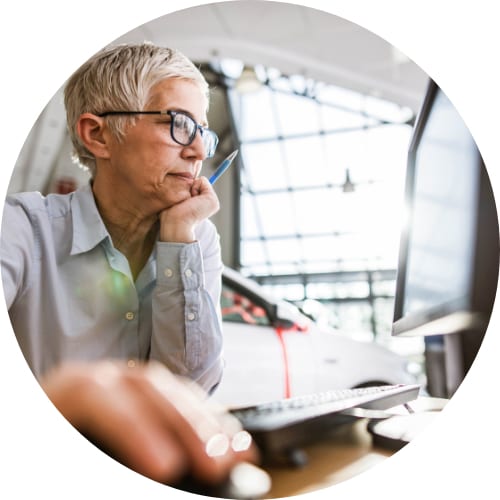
[182, 126, 207, 161]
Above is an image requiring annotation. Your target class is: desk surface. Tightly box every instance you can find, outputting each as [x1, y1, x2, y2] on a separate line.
[264, 419, 391, 498]
[263, 397, 447, 498]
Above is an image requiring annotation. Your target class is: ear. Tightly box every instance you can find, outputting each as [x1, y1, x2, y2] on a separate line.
[76, 113, 112, 160]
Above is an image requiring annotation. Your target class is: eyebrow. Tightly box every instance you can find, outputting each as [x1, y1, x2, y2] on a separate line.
[166, 107, 209, 128]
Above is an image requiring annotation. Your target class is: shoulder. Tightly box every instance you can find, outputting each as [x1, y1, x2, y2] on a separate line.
[2, 192, 44, 234]
[5, 191, 45, 212]
[2, 191, 76, 256]
[4, 190, 73, 220]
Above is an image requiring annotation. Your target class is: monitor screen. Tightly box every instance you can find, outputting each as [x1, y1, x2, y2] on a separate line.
[393, 80, 498, 339]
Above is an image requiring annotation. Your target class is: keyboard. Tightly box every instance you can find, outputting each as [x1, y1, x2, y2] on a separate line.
[231, 384, 420, 460]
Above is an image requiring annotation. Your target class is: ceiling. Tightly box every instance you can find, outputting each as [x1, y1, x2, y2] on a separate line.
[10, 1, 429, 196]
[113, 1, 429, 111]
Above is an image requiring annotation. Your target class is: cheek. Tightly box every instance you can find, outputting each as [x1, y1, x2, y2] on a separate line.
[144, 149, 175, 177]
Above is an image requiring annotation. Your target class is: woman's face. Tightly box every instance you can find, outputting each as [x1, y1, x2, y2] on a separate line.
[103, 78, 209, 215]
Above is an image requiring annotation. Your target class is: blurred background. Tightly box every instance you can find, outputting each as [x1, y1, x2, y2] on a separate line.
[7, 1, 431, 388]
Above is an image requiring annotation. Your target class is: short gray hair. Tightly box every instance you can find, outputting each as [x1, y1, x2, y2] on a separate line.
[64, 42, 209, 176]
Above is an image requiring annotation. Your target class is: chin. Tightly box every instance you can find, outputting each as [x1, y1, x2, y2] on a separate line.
[161, 191, 192, 207]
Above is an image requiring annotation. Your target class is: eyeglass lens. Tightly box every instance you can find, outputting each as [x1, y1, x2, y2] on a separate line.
[171, 112, 217, 158]
[172, 113, 193, 143]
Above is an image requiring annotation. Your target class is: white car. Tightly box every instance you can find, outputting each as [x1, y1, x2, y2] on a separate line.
[212, 266, 416, 408]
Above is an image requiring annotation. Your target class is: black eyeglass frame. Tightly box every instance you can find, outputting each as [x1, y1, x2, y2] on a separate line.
[97, 109, 219, 158]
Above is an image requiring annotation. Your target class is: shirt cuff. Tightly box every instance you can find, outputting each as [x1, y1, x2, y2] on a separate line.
[156, 241, 204, 289]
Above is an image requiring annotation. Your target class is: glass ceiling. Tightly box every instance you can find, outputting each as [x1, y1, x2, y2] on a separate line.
[228, 70, 413, 279]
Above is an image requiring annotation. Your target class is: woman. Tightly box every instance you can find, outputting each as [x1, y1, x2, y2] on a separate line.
[2, 42, 224, 392]
[1, 42, 257, 486]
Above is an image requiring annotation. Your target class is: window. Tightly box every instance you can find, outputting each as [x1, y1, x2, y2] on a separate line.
[224, 64, 417, 344]
[221, 283, 270, 326]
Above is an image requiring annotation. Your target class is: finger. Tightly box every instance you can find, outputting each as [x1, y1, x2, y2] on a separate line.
[44, 361, 192, 483]
[85, 396, 190, 483]
[139, 364, 258, 483]
[192, 175, 214, 194]
[76, 365, 192, 482]
[190, 176, 209, 196]
[190, 183, 201, 197]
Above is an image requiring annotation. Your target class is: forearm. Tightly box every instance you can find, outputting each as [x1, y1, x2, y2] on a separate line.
[150, 238, 223, 392]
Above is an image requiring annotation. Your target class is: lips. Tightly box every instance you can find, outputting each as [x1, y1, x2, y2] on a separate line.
[168, 172, 194, 181]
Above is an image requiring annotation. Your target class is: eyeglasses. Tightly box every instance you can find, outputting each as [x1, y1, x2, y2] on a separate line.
[97, 109, 219, 158]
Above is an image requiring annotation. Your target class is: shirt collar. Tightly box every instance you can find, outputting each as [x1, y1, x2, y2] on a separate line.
[70, 182, 110, 255]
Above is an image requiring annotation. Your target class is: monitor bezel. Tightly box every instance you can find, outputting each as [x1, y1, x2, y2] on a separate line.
[392, 79, 497, 338]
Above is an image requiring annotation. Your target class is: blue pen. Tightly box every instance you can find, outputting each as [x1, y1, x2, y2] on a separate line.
[209, 149, 239, 185]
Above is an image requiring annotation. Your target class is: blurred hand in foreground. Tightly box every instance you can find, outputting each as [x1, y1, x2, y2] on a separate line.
[41, 360, 258, 484]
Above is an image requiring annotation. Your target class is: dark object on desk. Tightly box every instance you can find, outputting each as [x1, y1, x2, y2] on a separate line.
[368, 413, 437, 451]
[171, 461, 271, 499]
[367, 396, 447, 451]
[231, 384, 420, 463]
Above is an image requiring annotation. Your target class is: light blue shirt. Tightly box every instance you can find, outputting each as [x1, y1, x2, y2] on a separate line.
[0, 183, 223, 392]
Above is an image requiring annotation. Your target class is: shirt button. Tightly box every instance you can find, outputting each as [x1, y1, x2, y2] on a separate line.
[164, 268, 173, 278]
[125, 312, 135, 320]
[185, 269, 193, 278]
[187, 312, 196, 321]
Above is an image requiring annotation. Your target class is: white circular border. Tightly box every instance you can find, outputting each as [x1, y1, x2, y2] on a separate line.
[1, 1, 498, 499]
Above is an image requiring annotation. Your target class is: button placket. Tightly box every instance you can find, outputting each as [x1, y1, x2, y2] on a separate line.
[183, 265, 197, 322]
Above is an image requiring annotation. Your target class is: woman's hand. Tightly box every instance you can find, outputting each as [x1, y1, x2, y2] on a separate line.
[159, 176, 220, 243]
[41, 360, 257, 485]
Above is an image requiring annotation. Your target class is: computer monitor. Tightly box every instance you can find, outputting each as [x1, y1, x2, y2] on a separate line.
[392, 79, 499, 397]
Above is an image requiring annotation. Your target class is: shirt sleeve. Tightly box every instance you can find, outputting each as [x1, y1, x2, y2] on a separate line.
[150, 220, 223, 393]
[0, 197, 35, 309]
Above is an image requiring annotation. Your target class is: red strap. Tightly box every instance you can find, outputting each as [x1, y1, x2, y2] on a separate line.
[274, 327, 291, 399]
